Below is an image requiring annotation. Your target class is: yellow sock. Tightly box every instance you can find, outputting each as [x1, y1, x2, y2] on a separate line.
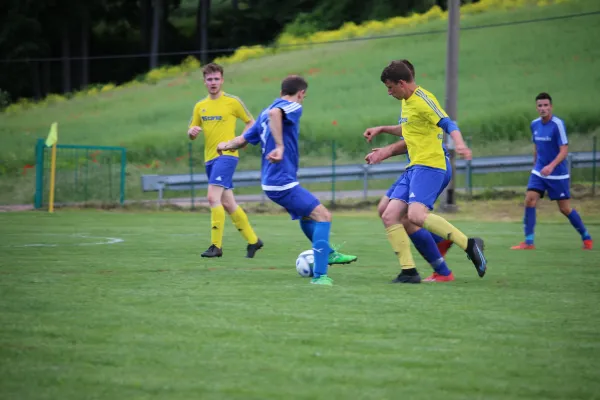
[385, 224, 415, 270]
[423, 213, 468, 250]
[210, 205, 225, 248]
[230, 206, 259, 244]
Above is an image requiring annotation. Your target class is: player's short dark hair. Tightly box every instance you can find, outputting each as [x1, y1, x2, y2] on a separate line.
[203, 63, 224, 77]
[281, 75, 308, 96]
[380, 60, 413, 84]
[535, 92, 552, 104]
[399, 59, 415, 79]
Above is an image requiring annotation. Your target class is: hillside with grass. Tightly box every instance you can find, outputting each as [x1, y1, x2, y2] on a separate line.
[1, 0, 599, 204]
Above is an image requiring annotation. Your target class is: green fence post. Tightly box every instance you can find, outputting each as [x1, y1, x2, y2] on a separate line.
[466, 136, 472, 199]
[189, 142, 195, 210]
[34, 138, 45, 209]
[592, 136, 597, 197]
[120, 148, 126, 205]
[331, 141, 336, 205]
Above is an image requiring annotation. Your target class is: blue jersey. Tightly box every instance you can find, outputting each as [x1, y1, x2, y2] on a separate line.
[531, 116, 568, 178]
[243, 98, 303, 190]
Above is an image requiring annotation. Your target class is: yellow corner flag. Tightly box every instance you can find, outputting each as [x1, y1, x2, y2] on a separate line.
[46, 122, 58, 213]
[45, 122, 58, 147]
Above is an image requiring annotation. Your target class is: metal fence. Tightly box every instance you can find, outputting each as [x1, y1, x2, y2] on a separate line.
[34, 139, 127, 209]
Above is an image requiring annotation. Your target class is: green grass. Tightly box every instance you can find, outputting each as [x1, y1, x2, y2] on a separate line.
[1, 209, 600, 399]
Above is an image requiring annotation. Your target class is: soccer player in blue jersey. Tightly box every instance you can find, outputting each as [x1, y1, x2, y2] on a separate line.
[368, 60, 487, 283]
[511, 92, 593, 250]
[216, 75, 357, 286]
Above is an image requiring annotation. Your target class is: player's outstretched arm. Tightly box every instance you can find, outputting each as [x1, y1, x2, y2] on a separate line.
[217, 135, 248, 154]
[363, 124, 403, 143]
[266, 108, 284, 163]
[437, 118, 472, 160]
[365, 140, 408, 164]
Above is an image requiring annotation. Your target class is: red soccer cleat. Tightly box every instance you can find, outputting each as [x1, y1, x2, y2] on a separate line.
[437, 239, 454, 257]
[423, 272, 455, 282]
[583, 239, 593, 250]
[510, 242, 535, 250]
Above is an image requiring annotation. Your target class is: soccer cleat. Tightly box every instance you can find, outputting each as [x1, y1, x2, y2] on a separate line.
[201, 244, 223, 258]
[436, 239, 454, 257]
[510, 242, 535, 250]
[583, 239, 593, 250]
[310, 275, 333, 286]
[423, 272, 455, 282]
[466, 238, 487, 278]
[328, 251, 358, 265]
[246, 238, 264, 258]
[392, 271, 422, 284]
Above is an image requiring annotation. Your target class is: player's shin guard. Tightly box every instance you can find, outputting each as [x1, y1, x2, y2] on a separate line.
[409, 228, 451, 276]
[230, 206, 259, 244]
[567, 209, 591, 240]
[386, 224, 416, 270]
[524, 207, 536, 245]
[210, 205, 226, 248]
[423, 213, 468, 250]
[312, 222, 331, 278]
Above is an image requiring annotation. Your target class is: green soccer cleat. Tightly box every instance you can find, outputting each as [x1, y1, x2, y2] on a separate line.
[310, 275, 334, 286]
[328, 250, 358, 265]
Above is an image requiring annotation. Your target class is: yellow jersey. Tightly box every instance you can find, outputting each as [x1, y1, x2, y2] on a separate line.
[400, 87, 448, 170]
[189, 92, 253, 163]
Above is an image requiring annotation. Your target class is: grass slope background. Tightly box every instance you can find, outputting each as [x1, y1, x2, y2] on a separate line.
[1, 0, 599, 205]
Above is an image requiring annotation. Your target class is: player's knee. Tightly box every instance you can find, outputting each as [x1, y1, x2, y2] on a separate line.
[311, 206, 332, 222]
[559, 203, 571, 216]
[377, 203, 387, 219]
[525, 196, 537, 208]
[222, 199, 237, 213]
[407, 207, 426, 227]
[207, 194, 221, 207]
[381, 208, 401, 227]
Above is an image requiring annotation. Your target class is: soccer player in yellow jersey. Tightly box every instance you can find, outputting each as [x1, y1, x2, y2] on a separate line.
[368, 60, 487, 283]
[188, 63, 263, 258]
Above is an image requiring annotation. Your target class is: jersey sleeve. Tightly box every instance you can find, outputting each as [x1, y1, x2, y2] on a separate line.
[243, 120, 261, 145]
[232, 97, 253, 123]
[416, 93, 448, 126]
[554, 119, 568, 145]
[188, 103, 202, 128]
[278, 102, 303, 125]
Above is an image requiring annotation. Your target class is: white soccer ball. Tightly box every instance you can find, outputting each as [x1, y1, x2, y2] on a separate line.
[295, 250, 314, 277]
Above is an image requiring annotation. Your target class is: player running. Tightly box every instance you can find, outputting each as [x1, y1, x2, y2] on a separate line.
[511, 92, 593, 250]
[371, 60, 487, 283]
[188, 63, 263, 259]
[216, 75, 357, 286]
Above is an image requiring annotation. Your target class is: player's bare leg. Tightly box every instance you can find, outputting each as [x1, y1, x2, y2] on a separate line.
[408, 202, 487, 278]
[221, 189, 263, 258]
[381, 200, 421, 283]
[557, 198, 593, 250]
[511, 190, 539, 250]
[379, 195, 452, 258]
[202, 184, 226, 258]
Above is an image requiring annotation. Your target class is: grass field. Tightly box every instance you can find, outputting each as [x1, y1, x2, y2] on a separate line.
[1, 205, 600, 399]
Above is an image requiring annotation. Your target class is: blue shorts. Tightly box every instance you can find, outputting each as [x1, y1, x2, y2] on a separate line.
[386, 159, 451, 210]
[265, 184, 321, 220]
[527, 173, 570, 200]
[205, 156, 239, 190]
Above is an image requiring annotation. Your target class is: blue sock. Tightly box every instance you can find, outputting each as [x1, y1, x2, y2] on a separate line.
[524, 207, 536, 245]
[299, 219, 316, 241]
[312, 222, 331, 278]
[300, 219, 333, 254]
[567, 209, 591, 240]
[409, 229, 451, 276]
[430, 233, 445, 244]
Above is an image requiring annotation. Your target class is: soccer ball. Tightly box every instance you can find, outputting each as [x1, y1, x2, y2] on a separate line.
[295, 250, 314, 277]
